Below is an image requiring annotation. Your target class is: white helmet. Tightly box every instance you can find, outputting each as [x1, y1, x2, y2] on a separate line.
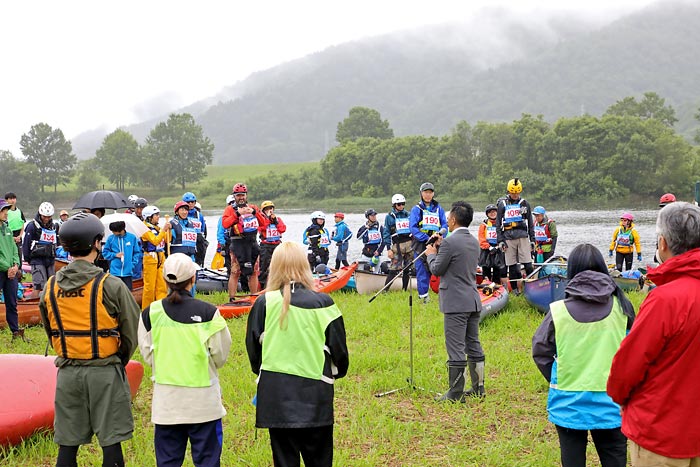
[39, 202, 54, 217]
[142, 205, 160, 219]
[195, 202, 202, 210]
[127, 194, 138, 202]
[225, 194, 235, 205]
[391, 193, 406, 205]
[311, 210, 326, 221]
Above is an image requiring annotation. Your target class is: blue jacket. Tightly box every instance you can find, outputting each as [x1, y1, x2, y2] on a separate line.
[409, 200, 448, 243]
[331, 221, 352, 245]
[187, 207, 207, 237]
[102, 232, 142, 278]
[383, 209, 411, 247]
[216, 217, 229, 249]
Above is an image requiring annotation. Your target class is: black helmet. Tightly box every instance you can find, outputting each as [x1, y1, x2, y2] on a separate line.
[364, 208, 377, 218]
[485, 204, 497, 214]
[134, 198, 148, 208]
[59, 212, 105, 252]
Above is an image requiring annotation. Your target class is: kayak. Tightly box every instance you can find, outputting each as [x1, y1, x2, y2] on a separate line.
[196, 268, 229, 293]
[523, 256, 568, 313]
[0, 278, 144, 329]
[315, 263, 358, 294]
[479, 284, 509, 322]
[0, 354, 144, 448]
[355, 269, 418, 294]
[217, 263, 359, 319]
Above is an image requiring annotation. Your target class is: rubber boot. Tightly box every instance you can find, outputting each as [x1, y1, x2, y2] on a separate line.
[464, 361, 485, 398]
[436, 362, 467, 402]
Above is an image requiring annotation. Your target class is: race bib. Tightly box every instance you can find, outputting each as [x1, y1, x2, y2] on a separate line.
[486, 226, 498, 245]
[367, 229, 381, 244]
[188, 217, 203, 233]
[319, 231, 331, 248]
[534, 225, 549, 242]
[617, 232, 631, 247]
[39, 228, 57, 244]
[181, 227, 197, 248]
[421, 210, 440, 231]
[504, 204, 523, 223]
[242, 215, 259, 233]
[395, 218, 410, 235]
[266, 225, 280, 242]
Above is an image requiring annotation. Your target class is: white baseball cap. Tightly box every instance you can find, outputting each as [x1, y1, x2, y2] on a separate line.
[163, 253, 200, 283]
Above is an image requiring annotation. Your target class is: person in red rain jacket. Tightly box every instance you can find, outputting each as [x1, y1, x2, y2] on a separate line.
[221, 183, 266, 297]
[257, 200, 286, 289]
[607, 201, 700, 465]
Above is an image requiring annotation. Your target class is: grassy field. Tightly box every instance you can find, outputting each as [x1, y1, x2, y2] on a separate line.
[0, 290, 646, 466]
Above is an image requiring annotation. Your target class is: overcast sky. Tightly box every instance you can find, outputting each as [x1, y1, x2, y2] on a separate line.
[1, 0, 662, 156]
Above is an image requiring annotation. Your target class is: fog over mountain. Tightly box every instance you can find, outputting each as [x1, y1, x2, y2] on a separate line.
[71, 2, 700, 163]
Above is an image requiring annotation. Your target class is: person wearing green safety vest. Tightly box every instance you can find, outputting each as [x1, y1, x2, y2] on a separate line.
[246, 242, 349, 467]
[532, 244, 635, 467]
[4, 192, 25, 264]
[138, 253, 232, 467]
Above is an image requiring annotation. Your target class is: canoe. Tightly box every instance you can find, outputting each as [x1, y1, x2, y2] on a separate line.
[196, 268, 229, 293]
[0, 354, 144, 448]
[315, 263, 358, 294]
[608, 268, 655, 292]
[217, 263, 359, 319]
[0, 278, 143, 329]
[523, 255, 568, 313]
[479, 284, 509, 322]
[355, 269, 418, 294]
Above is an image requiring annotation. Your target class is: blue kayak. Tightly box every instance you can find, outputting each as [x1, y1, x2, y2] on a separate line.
[523, 256, 568, 313]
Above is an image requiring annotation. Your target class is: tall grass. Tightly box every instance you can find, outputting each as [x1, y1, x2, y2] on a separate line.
[1, 291, 645, 466]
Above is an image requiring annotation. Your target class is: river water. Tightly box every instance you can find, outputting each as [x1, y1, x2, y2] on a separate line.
[200, 210, 660, 268]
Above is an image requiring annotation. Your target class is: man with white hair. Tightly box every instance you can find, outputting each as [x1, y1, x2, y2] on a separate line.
[608, 201, 700, 466]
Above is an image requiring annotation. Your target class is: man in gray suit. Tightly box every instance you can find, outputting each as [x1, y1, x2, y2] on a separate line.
[426, 201, 485, 402]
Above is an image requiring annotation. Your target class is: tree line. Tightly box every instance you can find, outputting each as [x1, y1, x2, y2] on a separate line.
[246, 94, 700, 206]
[0, 113, 213, 204]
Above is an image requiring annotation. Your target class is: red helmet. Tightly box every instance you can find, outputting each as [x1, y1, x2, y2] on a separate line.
[233, 183, 247, 194]
[174, 201, 189, 213]
[659, 193, 676, 207]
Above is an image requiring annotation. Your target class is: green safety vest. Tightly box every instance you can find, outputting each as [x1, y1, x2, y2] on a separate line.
[7, 208, 23, 232]
[550, 297, 626, 391]
[261, 290, 341, 383]
[150, 300, 227, 387]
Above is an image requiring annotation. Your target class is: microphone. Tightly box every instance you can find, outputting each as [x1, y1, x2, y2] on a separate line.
[427, 228, 447, 245]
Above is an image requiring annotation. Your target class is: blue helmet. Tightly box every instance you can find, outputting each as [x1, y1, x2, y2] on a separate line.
[182, 192, 197, 203]
[533, 206, 546, 215]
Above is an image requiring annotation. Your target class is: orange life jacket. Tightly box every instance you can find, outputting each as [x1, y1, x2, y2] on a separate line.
[45, 273, 120, 359]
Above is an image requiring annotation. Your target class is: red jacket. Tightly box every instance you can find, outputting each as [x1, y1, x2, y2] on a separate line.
[221, 204, 265, 237]
[258, 214, 286, 244]
[607, 247, 700, 458]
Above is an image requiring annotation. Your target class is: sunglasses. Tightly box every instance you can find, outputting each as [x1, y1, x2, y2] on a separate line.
[396, 202, 405, 206]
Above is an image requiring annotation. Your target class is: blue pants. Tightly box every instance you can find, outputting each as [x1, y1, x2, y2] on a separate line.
[414, 250, 430, 296]
[0, 271, 19, 332]
[154, 419, 222, 467]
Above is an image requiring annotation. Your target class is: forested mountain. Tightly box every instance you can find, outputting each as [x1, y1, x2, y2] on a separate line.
[72, 2, 700, 163]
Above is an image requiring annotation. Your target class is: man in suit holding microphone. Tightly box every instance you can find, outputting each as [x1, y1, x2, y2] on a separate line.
[426, 201, 485, 402]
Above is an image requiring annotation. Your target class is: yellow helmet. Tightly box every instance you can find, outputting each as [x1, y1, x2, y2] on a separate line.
[507, 178, 523, 194]
[260, 200, 275, 210]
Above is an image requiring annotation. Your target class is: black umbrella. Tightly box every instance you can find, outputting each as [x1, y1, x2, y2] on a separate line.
[73, 190, 129, 210]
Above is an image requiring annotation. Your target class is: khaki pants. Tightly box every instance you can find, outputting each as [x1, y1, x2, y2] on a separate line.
[631, 441, 700, 467]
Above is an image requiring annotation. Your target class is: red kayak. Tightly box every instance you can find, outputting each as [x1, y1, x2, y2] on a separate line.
[217, 263, 358, 319]
[0, 354, 144, 448]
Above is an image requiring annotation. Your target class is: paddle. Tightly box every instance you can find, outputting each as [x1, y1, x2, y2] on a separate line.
[164, 215, 171, 256]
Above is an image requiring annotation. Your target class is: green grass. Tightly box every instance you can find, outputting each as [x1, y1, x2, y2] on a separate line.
[1, 291, 645, 466]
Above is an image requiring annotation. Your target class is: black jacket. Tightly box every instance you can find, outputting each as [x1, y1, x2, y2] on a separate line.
[246, 285, 349, 428]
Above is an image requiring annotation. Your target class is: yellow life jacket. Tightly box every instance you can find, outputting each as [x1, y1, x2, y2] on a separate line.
[45, 273, 121, 359]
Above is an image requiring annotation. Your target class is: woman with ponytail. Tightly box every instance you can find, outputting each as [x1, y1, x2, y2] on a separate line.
[246, 241, 349, 467]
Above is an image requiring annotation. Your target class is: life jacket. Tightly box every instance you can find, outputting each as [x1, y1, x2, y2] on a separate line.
[229, 204, 259, 240]
[363, 221, 382, 245]
[29, 219, 58, 258]
[143, 222, 166, 253]
[44, 273, 120, 360]
[498, 197, 529, 232]
[534, 219, 553, 245]
[388, 210, 411, 242]
[483, 219, 498, 245]
[415, 201, 441, 234]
